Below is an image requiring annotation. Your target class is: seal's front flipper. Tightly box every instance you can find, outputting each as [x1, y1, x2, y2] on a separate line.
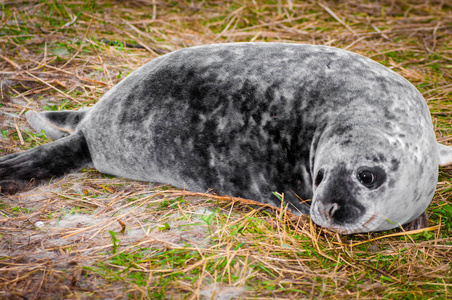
[0, 180, 32, 195]
[274, 193, 311, 216]
[0, 131, 92, 194]
[437, 143, 452, 166]
[404, 212, 427, 231]
[26, 109, 89, 140]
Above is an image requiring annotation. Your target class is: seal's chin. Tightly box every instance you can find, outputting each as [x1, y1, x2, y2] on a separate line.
[321, 218, 375, 234]
[314, 222, 371, 235]
[313, 220, 374, 234]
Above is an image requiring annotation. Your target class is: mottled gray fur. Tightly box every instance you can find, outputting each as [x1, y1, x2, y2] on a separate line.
[2, 43, 452, 234]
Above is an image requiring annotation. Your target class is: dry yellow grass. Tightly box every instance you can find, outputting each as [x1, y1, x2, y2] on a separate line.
[0, 0, 451, 299]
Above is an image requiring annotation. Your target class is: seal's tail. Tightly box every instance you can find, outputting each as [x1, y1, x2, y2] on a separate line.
[25, 109, 90, 140]
[0, 131, 92, 194]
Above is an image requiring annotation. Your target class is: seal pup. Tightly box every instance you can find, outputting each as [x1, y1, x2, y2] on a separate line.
[1, 43, 451, 234]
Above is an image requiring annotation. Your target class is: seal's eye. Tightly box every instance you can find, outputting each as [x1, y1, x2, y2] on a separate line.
[357, 170, 376, 187]
[357, 166, 386, 189]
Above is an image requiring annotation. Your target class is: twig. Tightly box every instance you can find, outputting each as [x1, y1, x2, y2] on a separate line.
[318, 2, 355, 35]
[14, 119, 24, 145]
[120, 30, 159, 55]
[343, 36, 367, 50]
[347, 225, 441, 247]
[0, 53, 22, 69]
[425, 22, 441, 54]
[24, 71, 82, 104]
[373, 24, 390, 40]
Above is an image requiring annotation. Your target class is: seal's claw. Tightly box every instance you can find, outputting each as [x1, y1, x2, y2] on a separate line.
[404, 212, 427, 231]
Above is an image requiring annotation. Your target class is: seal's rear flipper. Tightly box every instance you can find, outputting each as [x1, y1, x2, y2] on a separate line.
[26, 110, 89, 140]
[438, 143, 452, 166]
[0, 131, 92, 195]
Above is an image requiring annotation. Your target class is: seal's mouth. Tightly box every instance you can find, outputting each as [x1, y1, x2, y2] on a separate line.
[361, 213, 378, 229]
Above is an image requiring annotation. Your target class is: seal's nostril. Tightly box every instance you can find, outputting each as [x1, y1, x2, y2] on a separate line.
[327, 203, 339, 219]
[315, 169, 324, 187]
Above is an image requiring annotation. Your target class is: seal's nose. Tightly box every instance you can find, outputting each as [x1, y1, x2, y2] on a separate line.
[318, 198, 365, 225]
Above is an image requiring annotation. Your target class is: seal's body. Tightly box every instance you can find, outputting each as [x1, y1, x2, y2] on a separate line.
[1, 43, 451, 234]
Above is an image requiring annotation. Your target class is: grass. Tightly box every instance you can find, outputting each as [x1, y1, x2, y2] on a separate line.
[0, 0, 452, 299]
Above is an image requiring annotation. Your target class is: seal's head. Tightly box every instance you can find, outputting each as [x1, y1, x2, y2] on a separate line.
[309, 121, 439, 234]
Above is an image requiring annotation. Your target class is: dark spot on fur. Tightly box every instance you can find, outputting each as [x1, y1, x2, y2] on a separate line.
[391, 158, 400, 171]
[388, 179, 395, 188]
[414, 194, 422, 203]
[378, 153, 387, 163]
[340, 139, 352, 145]
[383, 108, 396, 120]
[332, 124, 353, 136]
[369, 154, 387, 164]
[412, 187, 420, 202]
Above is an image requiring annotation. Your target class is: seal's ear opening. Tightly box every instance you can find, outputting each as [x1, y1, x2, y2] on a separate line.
[438, 143, 452, 166]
